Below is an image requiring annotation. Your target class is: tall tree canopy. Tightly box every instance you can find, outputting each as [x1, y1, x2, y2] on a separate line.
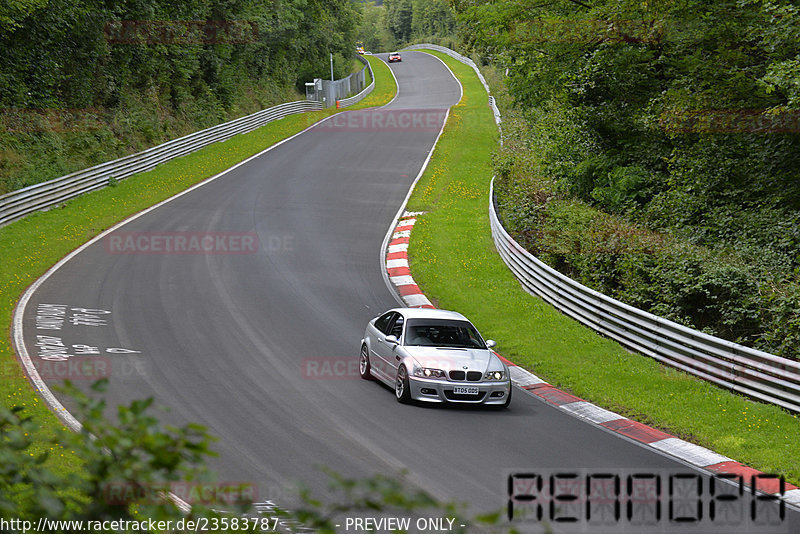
[0, 0, 361, 109]
[458, 0, 800, 358]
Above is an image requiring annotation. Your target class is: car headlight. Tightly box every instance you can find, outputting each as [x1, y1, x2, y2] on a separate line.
[484, 370, 506, 381]
[413, 367, 446, 379]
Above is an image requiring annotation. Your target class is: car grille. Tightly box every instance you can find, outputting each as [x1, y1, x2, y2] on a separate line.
[448, 370, 483, 381]
[444, 390, 486, 401]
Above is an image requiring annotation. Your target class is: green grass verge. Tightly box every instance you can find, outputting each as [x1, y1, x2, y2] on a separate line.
[406, 50, 800, 484]
[0, 54, 395, 483]
[359, 56, 393, 108]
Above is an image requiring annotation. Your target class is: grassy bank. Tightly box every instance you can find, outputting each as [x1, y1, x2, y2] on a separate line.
[0, 80, 303, 196]
[0, 55, 396, 482]
[405, 50, 800, 484]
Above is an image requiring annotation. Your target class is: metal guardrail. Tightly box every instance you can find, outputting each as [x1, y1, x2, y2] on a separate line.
[403, 44, 501, 127]
[403, 44, 491, 93]
[0, 55, 381, 229]
[307, 55, 374, 108]
[489, 179, 800, 412]
[0, 100, 321, 228]
[410, 43, 800, 412]
[337, 55, 375, 108]
[0, 56, 379, 229]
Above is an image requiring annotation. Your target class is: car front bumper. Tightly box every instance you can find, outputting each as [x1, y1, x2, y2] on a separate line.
[408, 376, 511, 405]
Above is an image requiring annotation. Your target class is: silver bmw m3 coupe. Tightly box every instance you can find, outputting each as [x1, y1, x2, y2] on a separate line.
[360, 308, 512, 407]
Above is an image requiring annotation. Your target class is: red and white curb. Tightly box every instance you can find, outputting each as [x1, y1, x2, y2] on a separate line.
[383, 215, 800, 510]
[385, 212, 434, 309]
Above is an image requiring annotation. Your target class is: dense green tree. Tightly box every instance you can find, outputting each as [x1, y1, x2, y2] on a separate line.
[458, 0, 800, 358]
[362, 0, 456, 49]
[0, 0, 48, 30]
[384, 0, 413, 42]
[0, 0, 361, 193]
[0, 0, 360, 109]
[411, 0, 455, 39]
[356, 1, 396, 52]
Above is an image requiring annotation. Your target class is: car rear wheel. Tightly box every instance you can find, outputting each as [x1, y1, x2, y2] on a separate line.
[395, 365, 411, 404]
[359, 345, 373, 380]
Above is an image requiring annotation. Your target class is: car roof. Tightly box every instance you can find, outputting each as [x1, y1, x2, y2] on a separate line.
[388, 307, 469, 321]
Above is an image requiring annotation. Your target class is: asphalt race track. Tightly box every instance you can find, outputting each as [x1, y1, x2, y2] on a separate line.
[17, 52, 799, 532]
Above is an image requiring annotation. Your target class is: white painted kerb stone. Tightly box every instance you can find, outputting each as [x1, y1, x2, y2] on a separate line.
[649, 438, 733, 467]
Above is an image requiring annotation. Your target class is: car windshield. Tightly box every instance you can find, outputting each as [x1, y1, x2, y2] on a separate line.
[404, 319, 486, 349]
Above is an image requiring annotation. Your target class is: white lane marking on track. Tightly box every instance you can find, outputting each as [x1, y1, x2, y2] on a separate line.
[385, 49, 795, 505]
[379, 52, 458, 306]
[12, 105, 351, 514]
[411, 48, 800, 512]
[379, 118, 451, 303]
[380, 51, 800, 511]
[420, 51, 464, 105]
[379, 55, 401, 109]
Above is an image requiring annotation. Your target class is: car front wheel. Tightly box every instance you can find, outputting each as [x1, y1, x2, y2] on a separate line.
[395, 365, 411, 404]
[359, 345, 373, 380]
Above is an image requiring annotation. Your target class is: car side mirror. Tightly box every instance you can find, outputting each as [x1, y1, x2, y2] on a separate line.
[486, 340, 496, 349]
[385, 335, 399, 345]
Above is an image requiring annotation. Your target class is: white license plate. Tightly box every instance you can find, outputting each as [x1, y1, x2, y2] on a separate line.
[453, 386, 479, 395]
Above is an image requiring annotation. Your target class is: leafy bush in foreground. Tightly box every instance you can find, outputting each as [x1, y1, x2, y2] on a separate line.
[1, 380, 510, 533]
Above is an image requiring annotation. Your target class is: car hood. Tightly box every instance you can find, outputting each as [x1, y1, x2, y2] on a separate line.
[403, 346, 497, 372]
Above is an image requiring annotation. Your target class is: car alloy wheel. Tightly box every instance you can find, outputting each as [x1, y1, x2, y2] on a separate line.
[359, 345, 373, 380]
[395, 365, 411, 404]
